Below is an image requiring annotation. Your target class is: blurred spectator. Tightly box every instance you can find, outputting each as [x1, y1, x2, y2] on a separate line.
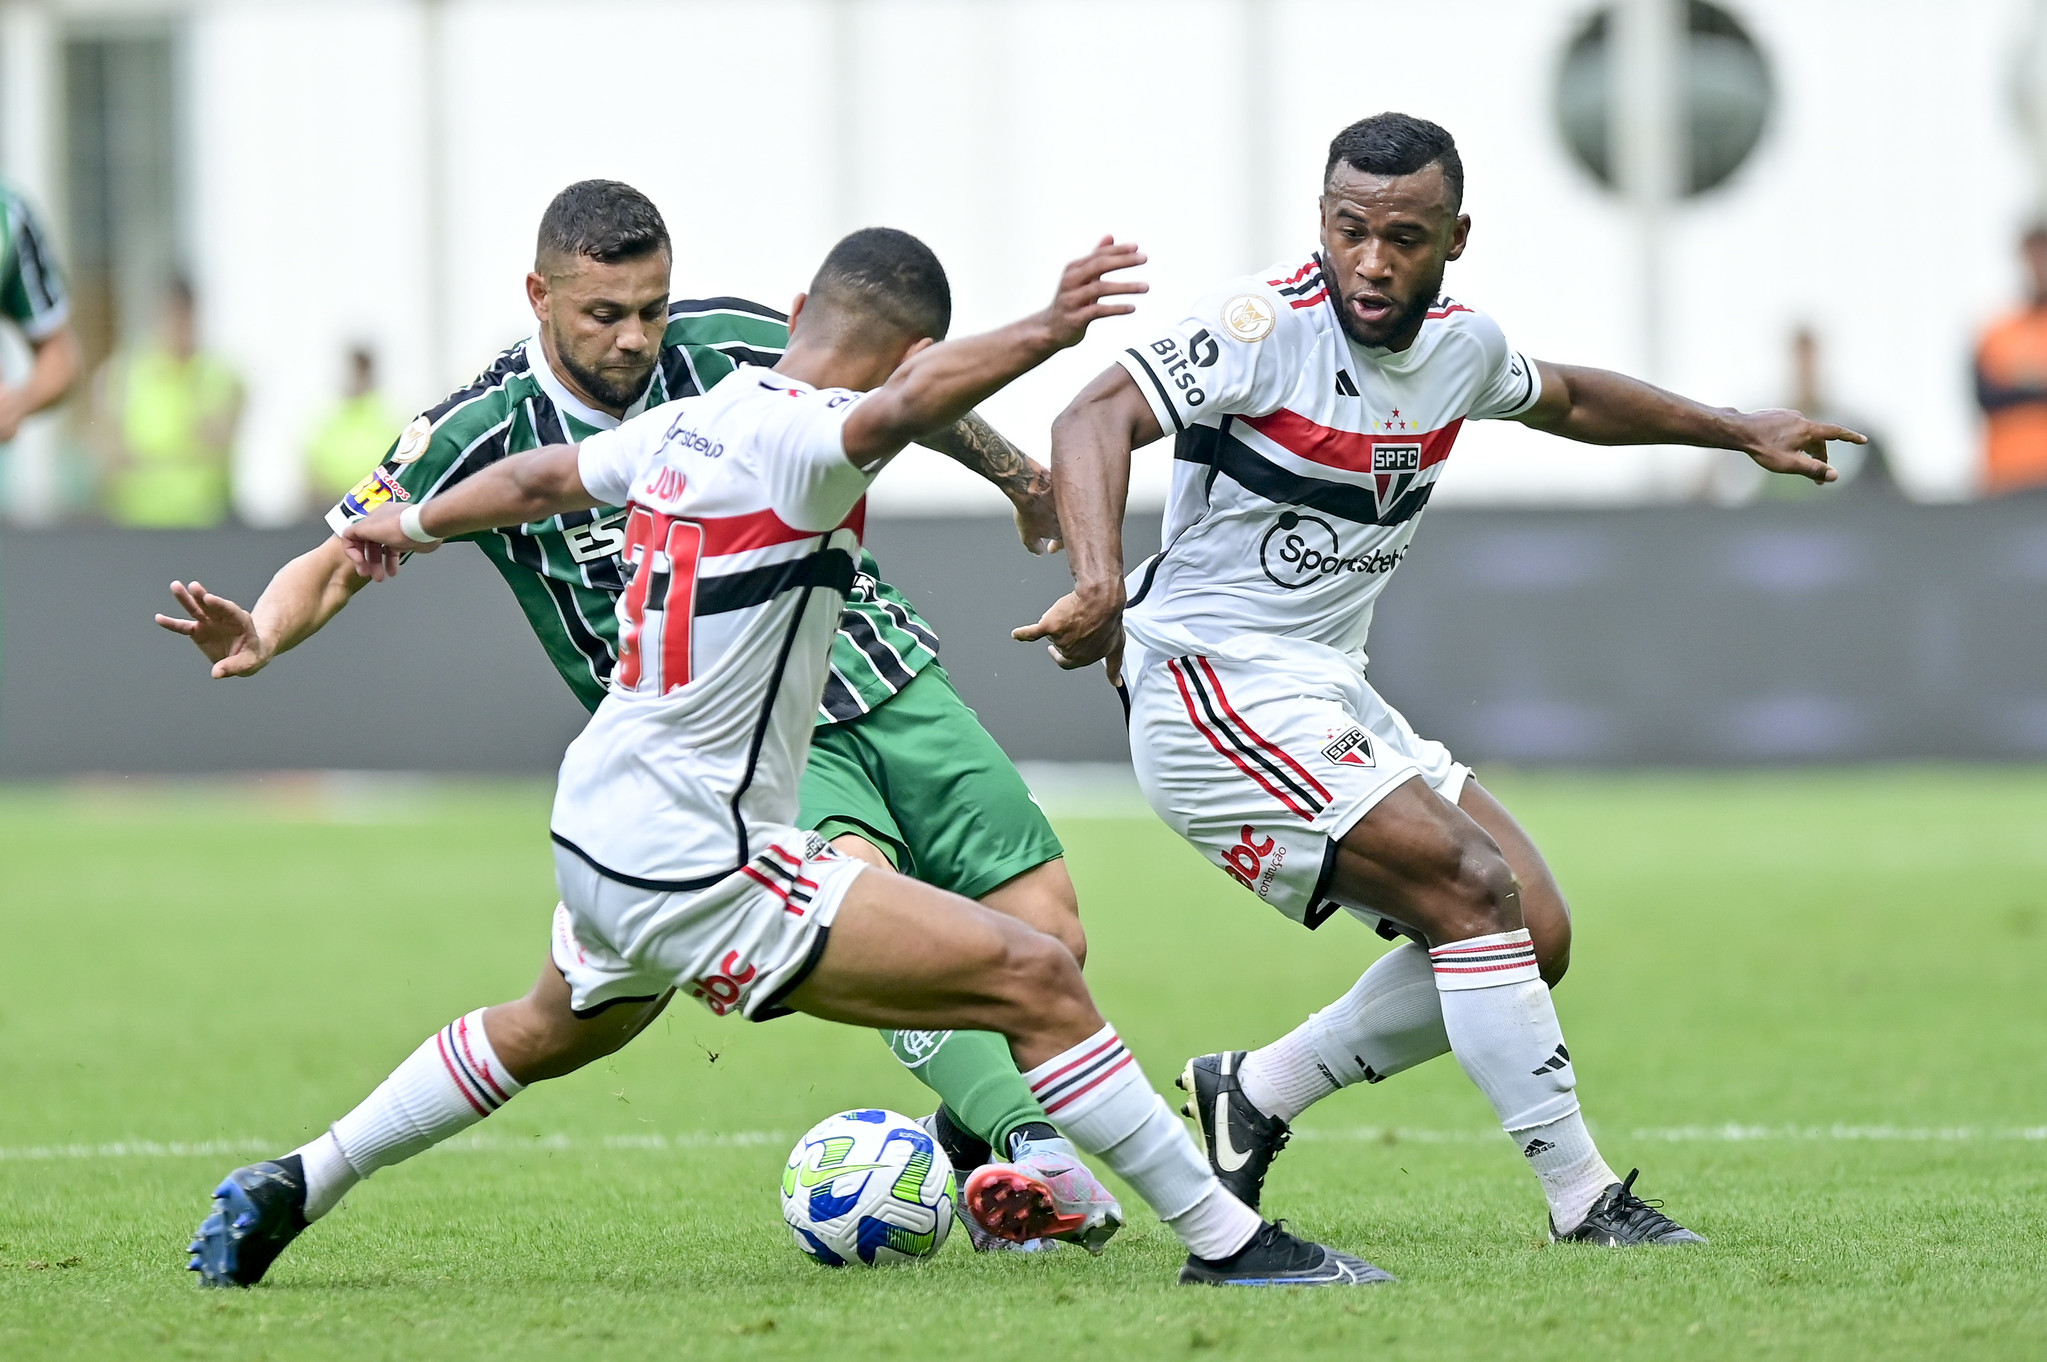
[91, 278, 243, 527]
[0, 181, 81, 442]
[1700, 326, 1894, 502]
[304, 345, 400, 511]
[1973, 225, 2047, 497]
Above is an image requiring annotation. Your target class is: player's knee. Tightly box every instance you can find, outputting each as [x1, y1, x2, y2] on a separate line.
[994, 927, 1091, 1025]
[488, 994, 634, 1084]
[1425, 839, 1522, 943]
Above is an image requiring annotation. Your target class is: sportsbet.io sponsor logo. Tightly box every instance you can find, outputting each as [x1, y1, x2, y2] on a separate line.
[1259, 511, 1407, 588]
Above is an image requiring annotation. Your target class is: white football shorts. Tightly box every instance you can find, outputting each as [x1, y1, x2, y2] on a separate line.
[551, 829, 866, 1022]
[1126, 634, 1469, 932]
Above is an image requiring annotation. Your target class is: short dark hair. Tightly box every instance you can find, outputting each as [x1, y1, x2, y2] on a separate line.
[1325, 113, 1464, 211]
[535, 179, 670, 271]
[806, 227, 951, 342]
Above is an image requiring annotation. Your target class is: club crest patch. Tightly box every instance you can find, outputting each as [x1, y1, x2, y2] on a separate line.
[1221, 293, 1276, 342]
[1322, 726, 1375, 767]
[391, 415, 434, 464]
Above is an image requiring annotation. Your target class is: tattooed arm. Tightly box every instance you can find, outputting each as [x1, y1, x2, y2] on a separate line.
[919, 411, 1062, 554]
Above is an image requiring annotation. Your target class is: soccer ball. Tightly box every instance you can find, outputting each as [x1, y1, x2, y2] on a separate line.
[781, 1109, 954, 1266]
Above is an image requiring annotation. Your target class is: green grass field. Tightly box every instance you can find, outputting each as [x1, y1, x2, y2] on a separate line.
[1, 769, 2043, 1360]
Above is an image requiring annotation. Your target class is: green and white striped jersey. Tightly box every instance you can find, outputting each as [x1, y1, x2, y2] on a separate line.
[325, 297, 940, 722]
[0, 181, 69, 341]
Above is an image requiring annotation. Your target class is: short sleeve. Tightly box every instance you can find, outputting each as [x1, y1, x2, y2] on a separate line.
[577, 404, 673, 508]
[1463, 315, 1542, 420]
[1116, 280, 1312, 432]
[750, 386, 870, 530]
[0, 194, 70, 341]
[325, 393, 514, 537]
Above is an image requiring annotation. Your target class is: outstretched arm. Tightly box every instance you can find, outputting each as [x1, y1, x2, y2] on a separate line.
[918, 411, 1060, 554]
[1516, 360, 1865, 484]
[0, 325, 79, 441]
[841, 237, 1147, 468]
[1009, 366, 1162, 675]
[155, 537, 369, 679]
[341, 443, 596, 581]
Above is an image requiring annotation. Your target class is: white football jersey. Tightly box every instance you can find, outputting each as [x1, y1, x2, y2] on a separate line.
[1115, 252, 1540, 662]
[550, 365, 872, 887]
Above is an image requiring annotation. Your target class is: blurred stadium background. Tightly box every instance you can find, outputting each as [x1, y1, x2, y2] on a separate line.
[0, 0, 2045, 772]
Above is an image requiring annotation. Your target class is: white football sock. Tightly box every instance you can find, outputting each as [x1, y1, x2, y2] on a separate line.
[1238, 941, 1450, 1122]
[291, 1130, 358, 1222]
[1430, 929, 1612, 1227]
[316, 1009, 524, 1218]
[1513, 1108, 1618, 1233]
[1023, 1024, 1260, 1260]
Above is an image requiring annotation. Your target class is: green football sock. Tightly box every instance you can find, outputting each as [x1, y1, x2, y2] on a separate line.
[881, 1028, 1047, 1155]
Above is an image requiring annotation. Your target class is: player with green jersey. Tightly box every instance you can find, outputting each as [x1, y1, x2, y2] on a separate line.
[162, 181, 1115, 1280]
[0, 179, 81, 450]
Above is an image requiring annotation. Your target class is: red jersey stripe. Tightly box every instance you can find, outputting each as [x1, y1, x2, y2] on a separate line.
[1240, 408, 1464, 476]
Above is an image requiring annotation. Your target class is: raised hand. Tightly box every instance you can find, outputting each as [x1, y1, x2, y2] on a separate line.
[1041, 237, 1148, 349]
[155, 580, 271, 679]
[1736, 408, 1867, 484]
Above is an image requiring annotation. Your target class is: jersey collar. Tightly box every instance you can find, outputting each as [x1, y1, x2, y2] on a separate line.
[523, 335, 656, 432]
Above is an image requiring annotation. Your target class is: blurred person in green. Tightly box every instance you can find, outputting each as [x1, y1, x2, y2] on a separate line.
[304, 345, 400, 510]
[0, 181, 81, 449]
[92, 277, 243, 527]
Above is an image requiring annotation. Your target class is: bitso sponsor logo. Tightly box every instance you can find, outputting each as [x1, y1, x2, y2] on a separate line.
[1321, 726, 1375, 767]
[1219, 824, 1285, 897]
[1146, 337, 1208, 408]
[1259, 511, 1408, 588]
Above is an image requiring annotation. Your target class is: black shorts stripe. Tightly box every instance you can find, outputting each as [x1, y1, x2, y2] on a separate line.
[551, 831, 734, 893]
[748, 923, 833, 1023]
[1176, 656, 1327, 815]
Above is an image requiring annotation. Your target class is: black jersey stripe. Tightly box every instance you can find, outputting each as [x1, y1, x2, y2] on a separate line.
[1211, 429, 1437, 527]
[871, 593, 940, 655]
[835, 607, 916, 690]
[672, 296, 790, 323]
[695, 548, 857, 616]
[13, 205, 62, 314]
[1123, 348, 1186, 433]
[819, 670, 867, 723]
[499, 528, 614, 679]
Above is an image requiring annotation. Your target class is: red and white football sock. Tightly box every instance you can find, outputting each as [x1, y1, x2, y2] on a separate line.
[1238, 941, 1451, 1121]
[1023, 1024, 1260, 1260]
[1430, 929, 1615, 1229]
[298, 1009, 525, 1221]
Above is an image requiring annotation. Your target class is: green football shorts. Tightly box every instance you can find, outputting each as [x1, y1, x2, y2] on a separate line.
[799, 663, 1064, 902]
